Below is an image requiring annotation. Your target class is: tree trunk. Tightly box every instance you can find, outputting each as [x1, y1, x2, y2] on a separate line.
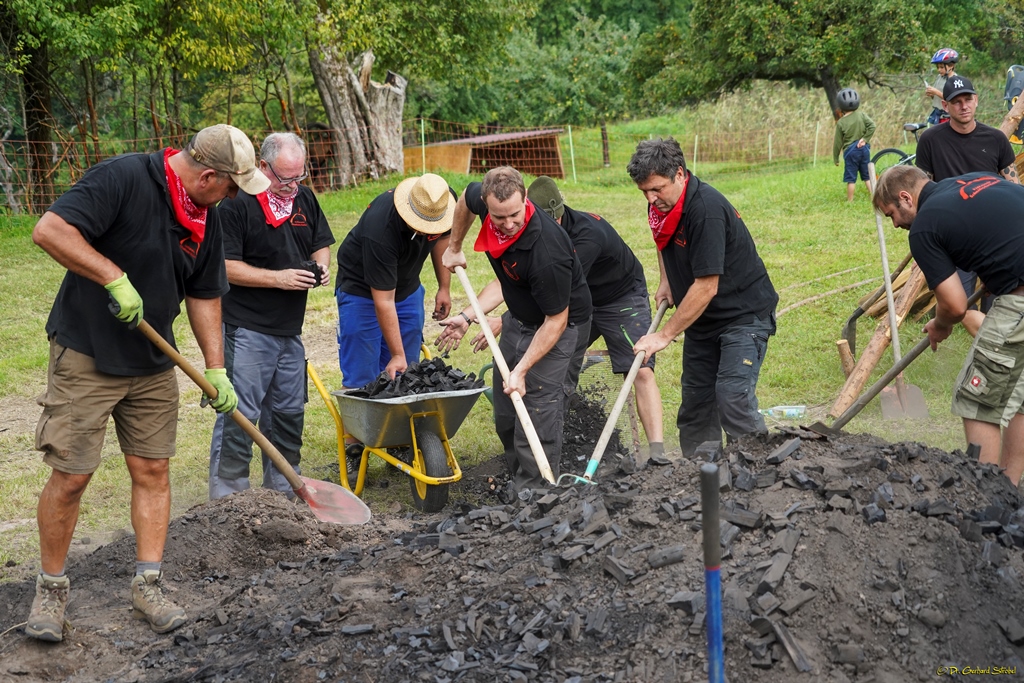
[23, 39, 54, 214]
[307, 45, 406, 187]
[600, 120, 611, 167]
[820, 67, 842, 121]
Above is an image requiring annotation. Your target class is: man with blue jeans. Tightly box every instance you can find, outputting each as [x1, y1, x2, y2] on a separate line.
[335, 173, 454, 460]
[629, 138, 778, 457]
[208, 132, 335, 499]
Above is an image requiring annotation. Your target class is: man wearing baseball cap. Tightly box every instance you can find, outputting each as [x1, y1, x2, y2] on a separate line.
[915, 75, 1019, 322]
[335, 173, 455, 465]
[26, 124, 268, 641]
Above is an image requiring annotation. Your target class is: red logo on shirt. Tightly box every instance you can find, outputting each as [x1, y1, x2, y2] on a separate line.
[290, 209, 308, 228]
[957, 176, 1001, 200]
[179, 237, 198, 258]
[673, 228, 687, 248]
[502, 259, 521, 281]
[589, 213, 602, 221]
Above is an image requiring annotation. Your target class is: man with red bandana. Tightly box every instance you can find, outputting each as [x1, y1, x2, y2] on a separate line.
[441, 166, 592, 491]
[208, 132, 335, 500]
[629, 138, 777, 457]
[28, 124, 267, 641]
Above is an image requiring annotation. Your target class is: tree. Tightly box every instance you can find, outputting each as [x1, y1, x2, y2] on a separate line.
[304, 0, 536, 184]
[641, 0, 945, 117]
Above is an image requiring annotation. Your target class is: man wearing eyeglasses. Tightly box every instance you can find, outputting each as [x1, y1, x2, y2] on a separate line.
[207, 132, 335, 500]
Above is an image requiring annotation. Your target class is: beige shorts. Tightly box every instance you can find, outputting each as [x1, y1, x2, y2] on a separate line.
[35, 341, 179, 474]
[952, 295, 1024, 427]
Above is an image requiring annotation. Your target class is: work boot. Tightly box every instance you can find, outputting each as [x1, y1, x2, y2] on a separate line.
[25, 573, 70, 642]
[131, 571, 186, 633]
[345, 443, 364, 477]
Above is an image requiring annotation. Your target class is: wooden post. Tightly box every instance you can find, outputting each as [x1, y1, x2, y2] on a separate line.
[837, 340, 855, 378]
[568, 125, 577, 183]
[813, 122, 820, 166]
[830, 266, 927, 417]
[420, 118, 426, 173]
[693, 134, 699, 172]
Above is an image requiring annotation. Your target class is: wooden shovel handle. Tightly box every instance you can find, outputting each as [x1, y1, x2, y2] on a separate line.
[454, 266, 555, 485]
[136, 320, 304, 491]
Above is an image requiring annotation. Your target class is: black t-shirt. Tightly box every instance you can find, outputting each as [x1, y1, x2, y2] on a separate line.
[910, 174, 1024, 295]
[915, 122, 1015, 181]
[660, 174, 778, 340]
[561, 205, 645, 306]
[337, 188, 452, 301]
[45, 150, 228, 376]
[219, 186, 335, 336]
[465, 183, 592, 325]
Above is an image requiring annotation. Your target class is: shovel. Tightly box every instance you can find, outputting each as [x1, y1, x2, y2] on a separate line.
[869, 162, 928, 420]
[831, 290, 983, 430]
[137, 320, 371, 525]
[840, 251, 913, 357]
[454, 266, 556, 485]
[558, 300, 670, 486]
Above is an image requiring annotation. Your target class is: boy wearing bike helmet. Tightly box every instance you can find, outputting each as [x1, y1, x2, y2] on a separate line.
[833, 87, 876, 202]
[925, 48, 958, 125]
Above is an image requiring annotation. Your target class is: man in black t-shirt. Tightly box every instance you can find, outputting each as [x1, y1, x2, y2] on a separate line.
[441, 167, 593, 491]
[335, 174, 454, 461]
[527, 176, 665, 459]
[916, 75, 1019, 317]
[628, 138, 778, 457]
[28, 125, 268, 641]
[874, 165, 1024, 485]
[208, 133, 335, 500]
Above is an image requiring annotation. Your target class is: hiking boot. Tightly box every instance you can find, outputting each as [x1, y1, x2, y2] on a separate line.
[345, 443, 364, 476]
[131, 571, 186, 633]
[25, 573, 70, 642]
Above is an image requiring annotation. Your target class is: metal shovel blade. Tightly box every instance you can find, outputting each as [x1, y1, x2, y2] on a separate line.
[879, 377, 929, 420]
[294, 476, 372, 525]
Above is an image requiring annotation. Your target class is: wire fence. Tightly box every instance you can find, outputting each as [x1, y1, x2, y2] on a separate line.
[2, 116, 851, 215]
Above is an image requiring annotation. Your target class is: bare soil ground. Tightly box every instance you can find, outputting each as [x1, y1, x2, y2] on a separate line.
[4, 419, 1024, 682]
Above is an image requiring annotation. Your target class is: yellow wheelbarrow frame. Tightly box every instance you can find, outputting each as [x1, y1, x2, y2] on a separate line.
[307, 346, 477, 512]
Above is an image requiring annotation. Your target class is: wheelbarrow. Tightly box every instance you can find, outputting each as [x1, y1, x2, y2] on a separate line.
[307, 351, 486, 513]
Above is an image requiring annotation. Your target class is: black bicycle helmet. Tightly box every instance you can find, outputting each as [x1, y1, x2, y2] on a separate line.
[837, 88, 860, 112]
[931, 48, 959, 64]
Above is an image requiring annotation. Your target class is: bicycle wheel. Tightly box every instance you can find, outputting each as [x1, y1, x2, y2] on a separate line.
[871, 148, 912, 178]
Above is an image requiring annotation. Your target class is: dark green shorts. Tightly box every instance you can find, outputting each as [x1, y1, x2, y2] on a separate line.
[952, 295, 1024, 426]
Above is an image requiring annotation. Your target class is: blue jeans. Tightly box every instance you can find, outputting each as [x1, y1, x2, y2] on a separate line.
[336, 285, 425, 388]
[677, 315, 775, 456]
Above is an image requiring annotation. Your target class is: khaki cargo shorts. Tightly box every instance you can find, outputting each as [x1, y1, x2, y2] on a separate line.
[35, 340, 179, 475]
[952, 294, 1024, 427]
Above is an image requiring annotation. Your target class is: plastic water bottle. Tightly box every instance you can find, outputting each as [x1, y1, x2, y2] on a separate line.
[759, 405, 806, 418]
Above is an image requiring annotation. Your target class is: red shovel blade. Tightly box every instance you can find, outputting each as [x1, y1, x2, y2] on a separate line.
[294, 476, 371, 525]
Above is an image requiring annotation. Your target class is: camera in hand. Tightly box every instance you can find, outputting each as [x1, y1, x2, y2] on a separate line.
[300, 260, 323, 287]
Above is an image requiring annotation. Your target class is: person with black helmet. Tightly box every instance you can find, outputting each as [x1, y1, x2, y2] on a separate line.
[832, 87, 876, 202]
[925, 48, 958, 125]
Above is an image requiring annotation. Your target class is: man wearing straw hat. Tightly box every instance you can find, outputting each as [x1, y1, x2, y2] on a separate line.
[335, 173, 455, 462]
[441, 166, 593, 491]
[207, 132, 336, 500]
[28, 124, 268, 641]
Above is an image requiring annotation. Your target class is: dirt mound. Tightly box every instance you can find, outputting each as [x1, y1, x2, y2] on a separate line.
[4, 430, 1024, 682]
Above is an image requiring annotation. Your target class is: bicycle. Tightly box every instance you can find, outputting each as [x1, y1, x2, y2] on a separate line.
[870, 122, 929, 175]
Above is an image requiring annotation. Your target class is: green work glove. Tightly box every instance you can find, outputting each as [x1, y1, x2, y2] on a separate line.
[203, 368, 238, 414]
[104, 273, 143, 328]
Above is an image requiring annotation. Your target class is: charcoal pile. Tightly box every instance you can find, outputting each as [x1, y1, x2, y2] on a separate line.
[6, 431, 1024, 682]
[348, 357, 484, 398]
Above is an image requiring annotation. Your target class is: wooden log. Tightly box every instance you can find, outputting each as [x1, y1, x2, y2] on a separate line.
[830, 265, 926, 417]
[837, 340, 855, 378]
[865, 268, 915, 317]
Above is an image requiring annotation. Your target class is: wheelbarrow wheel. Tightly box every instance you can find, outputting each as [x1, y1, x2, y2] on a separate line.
[409, 427, 451, 513]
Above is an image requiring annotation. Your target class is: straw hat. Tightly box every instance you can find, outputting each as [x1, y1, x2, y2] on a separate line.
[394, 173, 454, 235]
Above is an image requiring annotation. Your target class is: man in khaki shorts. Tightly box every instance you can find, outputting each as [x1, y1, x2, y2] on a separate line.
[874, 165, 1024, 484]
[27, 125, 268, 642]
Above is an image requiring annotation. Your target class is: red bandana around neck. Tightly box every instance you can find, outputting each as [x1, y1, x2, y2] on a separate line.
[648, 171, 689, 251]
[164, 149, 208, 245]
[256, 190, 295, 228]
[473, 199, 536, 258]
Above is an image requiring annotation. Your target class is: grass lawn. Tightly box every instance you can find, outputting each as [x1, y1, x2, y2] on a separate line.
[0, 157, 975, 569]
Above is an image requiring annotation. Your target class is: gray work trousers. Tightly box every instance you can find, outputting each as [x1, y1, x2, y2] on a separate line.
[493, 313, 589, 491]
[208, 325, 306, 500]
